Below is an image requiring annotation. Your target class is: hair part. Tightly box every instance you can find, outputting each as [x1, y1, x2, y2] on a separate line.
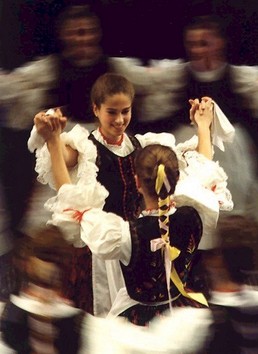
[134, 144, 179, 199]
[90, 73, 135, 108]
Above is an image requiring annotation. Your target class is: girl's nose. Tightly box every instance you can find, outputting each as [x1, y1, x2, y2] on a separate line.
[115, 113, 124, 124]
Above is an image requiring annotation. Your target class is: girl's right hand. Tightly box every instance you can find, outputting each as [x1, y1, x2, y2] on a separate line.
[34, 108, 67, 141]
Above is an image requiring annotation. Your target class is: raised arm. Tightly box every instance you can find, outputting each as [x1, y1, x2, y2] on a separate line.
[34, 110, 73, 190]
[190, 97, 213, 160]
[34, 108, 79, 169]
[47, 125, 72, 190]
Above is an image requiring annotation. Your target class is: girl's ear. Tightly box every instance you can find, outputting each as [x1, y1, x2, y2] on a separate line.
[92, 103, 99, 118]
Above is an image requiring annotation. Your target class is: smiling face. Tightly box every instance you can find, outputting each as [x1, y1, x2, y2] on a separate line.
[93, 93, 132, 143]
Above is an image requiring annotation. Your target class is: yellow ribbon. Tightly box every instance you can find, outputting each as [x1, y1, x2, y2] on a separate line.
[155, 164, 171, 241]
[151, 238, 208, 308]
[153, 164, 208, 308]
[170, 264, 208, 306]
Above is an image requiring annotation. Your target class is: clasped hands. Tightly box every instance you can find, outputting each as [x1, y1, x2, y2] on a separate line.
[34, 108, 67, 141]
[189, 96, 214, 128]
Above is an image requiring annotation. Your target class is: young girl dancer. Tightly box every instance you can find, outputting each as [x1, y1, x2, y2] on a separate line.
[50, 139, 210, 325]
[28, 73, 233, 316]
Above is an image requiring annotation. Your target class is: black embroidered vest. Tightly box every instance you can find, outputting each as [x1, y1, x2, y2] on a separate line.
[120, 206, 202, 303]
[89, 134, 142, 221]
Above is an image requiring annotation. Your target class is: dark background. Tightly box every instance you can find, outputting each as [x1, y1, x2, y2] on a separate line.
[0, 0, 257, 70]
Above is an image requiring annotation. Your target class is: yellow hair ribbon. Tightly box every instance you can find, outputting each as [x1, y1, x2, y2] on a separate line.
[170, 264, 208, 307]
[155, 164, 171, 242]
[155, 164, 171, 195]
[168, 244, 181, 261]
[168, 245, 208, 307]
[154, 165, 208, 307]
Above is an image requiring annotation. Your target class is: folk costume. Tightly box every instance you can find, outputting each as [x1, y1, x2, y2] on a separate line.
[28, 103, 233, 317]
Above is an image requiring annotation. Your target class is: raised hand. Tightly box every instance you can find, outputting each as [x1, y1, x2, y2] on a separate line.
[189, 96, 214, 129]
[34, 108, 67, 141]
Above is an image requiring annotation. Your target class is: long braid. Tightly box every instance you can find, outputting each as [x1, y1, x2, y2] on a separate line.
[135, 144, 208, 308]
[155, 164, 171, 244]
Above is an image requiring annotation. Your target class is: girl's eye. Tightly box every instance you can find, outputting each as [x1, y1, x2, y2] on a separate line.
[122, 109, 130, 115]
[106, 109, 130, 115]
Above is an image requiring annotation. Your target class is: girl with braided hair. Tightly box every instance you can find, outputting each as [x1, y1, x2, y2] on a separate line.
[114, 144, 207, 325]
[46, 137, 222, 326]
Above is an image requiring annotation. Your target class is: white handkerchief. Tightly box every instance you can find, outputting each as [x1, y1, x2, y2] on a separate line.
[211, 102, 235, 151]
[27, 125, 45, 152]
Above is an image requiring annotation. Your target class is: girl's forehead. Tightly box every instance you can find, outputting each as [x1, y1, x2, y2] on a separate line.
[103, 92, 132, 105]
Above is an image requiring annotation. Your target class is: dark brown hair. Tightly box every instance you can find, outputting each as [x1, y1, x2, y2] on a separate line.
[90, 73, 135, 108]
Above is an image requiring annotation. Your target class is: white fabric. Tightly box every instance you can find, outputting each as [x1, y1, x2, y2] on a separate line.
[107, 287, 140, 319]
[213, 124, 258, 215]
[80, 308, 212, 354]
[28, 125, 45, 152]
[110, 57, 258, 119]
[174, 179, 219, 249]
[0, 55, 58, 129]
[52, 184, 219, 315]
[0, 299, 212, 354]
[209, 286, 258, 307]
[109, 57, 187, 121]
[92, 256, 126, 317]
[10, 294, 81, 318]
[211, 102, 235, 151]
[231, 64, 258, 117]
[188, 62, 228, 81]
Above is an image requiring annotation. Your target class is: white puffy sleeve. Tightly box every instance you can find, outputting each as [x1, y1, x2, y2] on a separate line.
[174, 138, 233, 249]
[175, 136, 233, 211]
[80, 209, 131, 263]
[46, 181, 131, 260]
[136, 130, 233, 213]
[29, 124, 98, 190]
